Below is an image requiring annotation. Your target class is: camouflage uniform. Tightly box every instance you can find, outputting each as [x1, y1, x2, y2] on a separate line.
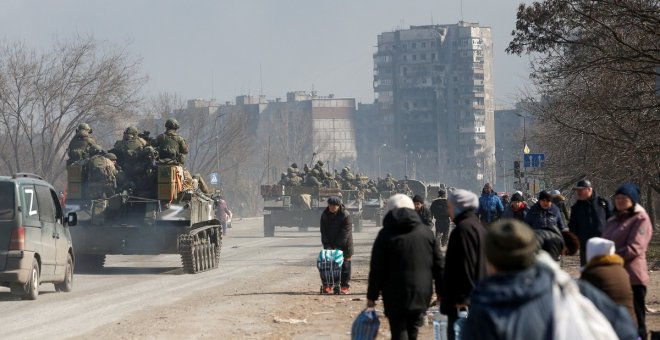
[132, 146, 159, 198]
[67, 123, 102, 165]
[154, 119, 189, 165]
[111, 126, 147, 175]
[84, 153, 119, 199]
[304, 169, 322, 187]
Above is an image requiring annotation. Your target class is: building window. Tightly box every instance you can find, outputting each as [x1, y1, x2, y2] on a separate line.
[421, 54, 426, 60]
[421, 42, 426, 48]
[412, 54, 417, 61]
[403, 55, 407, 61]
[431, 53, 436, 60]
[412, 42, 416, 49]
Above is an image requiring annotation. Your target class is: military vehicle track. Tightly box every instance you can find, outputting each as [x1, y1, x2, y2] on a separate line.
[178, 227, 222, 274]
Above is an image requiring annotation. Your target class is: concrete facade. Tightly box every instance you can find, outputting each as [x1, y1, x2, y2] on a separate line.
[373, 22, 496, 189]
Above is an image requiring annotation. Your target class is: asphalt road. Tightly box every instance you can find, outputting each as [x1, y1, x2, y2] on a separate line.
[0, 217, 378, 339]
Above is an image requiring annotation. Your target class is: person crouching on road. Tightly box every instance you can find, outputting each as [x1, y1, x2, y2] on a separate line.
[320, 196, 353, 295]
[412, 195, 433, 228]
[366, 194, 444, 340]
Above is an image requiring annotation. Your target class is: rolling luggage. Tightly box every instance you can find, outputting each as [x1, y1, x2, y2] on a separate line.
[317, 249, 344, 294]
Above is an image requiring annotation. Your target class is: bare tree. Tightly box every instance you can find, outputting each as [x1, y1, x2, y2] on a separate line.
[0, 36, 145, 185]
[508, 0, 660, 223]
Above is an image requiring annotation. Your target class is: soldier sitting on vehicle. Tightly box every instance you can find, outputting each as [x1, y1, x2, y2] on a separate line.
[304, 169, 322, 187]
[287, 167, 303, 186]
[84, 152, 120, 199]
[67, 123, 103, 165]
[278, 172, 290, 186]
[111, 126, 147, 175]
[154, 118, 189, 165]
[131, 146, 159, 198]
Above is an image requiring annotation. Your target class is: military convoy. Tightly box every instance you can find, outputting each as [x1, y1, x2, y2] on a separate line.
[64, 120, 222, 274]
[261, 161, 440, 236]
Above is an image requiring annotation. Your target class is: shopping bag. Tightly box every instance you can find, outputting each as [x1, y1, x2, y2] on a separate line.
[351, 308, 380, 340]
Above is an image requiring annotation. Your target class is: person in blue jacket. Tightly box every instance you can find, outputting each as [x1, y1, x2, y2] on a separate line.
[477, 183, 504, 226]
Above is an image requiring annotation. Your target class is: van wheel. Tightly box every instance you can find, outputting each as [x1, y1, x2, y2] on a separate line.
[55, 254, 74, 292]
[11, 259, 39, 300]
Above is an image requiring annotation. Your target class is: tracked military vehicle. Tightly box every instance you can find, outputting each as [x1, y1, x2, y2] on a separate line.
[65, 164, 222, 274]
[261, 185, 363, 237]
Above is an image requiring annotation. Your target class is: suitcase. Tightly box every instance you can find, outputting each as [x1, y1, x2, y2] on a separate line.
[317, 249, 344, 294]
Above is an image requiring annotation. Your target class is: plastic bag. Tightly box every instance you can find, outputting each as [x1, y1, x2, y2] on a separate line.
[351, 308, 380, 340]
[536, 251, 618, 340]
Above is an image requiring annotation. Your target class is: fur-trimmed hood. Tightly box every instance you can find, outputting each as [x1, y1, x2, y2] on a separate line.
[584, 254, 624, 271]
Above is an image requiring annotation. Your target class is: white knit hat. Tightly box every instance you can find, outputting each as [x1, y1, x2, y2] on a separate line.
[449, 189, 479, 213]
[586, 237, 615, 264]
[385, 194, 415, 214]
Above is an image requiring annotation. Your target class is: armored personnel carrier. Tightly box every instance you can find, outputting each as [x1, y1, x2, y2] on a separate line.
[261, 184, 363, 237]
[65, 164, 222, 274]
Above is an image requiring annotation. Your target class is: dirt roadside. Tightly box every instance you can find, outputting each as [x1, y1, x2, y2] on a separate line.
[71, 221, 660, 339]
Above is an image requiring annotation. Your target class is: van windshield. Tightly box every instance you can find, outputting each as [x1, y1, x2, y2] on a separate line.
[0, 182, 15, 220]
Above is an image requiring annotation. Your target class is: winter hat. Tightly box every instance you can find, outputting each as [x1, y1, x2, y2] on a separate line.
[412, 195, 424, 204]
[385, 194, 415, 214]
[438, 189, 446, 198]
[485, 220, 538, 271]
[538, 191, 553, 201]
[448, 189, 479, 214]
[615, 183, 641, 205]
[511, 193, 525, 202]
[550, 190, 561, 196]
[586, 237, 615, 264]
[327, 196, 342, 206]
[514, 191, 523, 197]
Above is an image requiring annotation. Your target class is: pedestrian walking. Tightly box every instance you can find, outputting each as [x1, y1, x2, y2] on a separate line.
[550, 189, 570, 223]
[215, 196, 232, 236]
[320, 196, 353, 294]
[580, 237, 636, 324]
[366, 194, 444, 340]
[462, 220, 637, 340]
[602, 183, 653, 339]
[440, 189, 486, 340]
[568, 179, 613, 266]
[412, 195, 433, 228]
[430, 190, 451, 246]
[502, 192, 529, 221]
[524, 191, 566, 261]
[477, 183, 503, 226]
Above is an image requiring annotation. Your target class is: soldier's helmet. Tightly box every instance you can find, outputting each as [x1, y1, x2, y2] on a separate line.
[165, 118, 180, 130]
[124, 126, 139, 136]
[77, 123, 92, 133]
[317, 160, 324, 167]
[105, 153, 117, 161]
[290, 163, 298, 169]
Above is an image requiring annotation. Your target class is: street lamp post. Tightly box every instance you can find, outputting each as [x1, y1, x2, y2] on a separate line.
[378, 143, 387, 178]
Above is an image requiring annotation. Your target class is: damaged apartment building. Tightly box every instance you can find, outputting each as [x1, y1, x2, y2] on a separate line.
[371, 22, 496, 189]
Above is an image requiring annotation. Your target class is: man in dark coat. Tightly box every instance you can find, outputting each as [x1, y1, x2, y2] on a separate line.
[440, 188, 486, 340]
[524, 191, 566, 261]
[320, 196, 353, 294]
[502, 192, 529, 221]
[412, 195, 433, 228]
[568, 179, 613, 266]
[366, 194, 444, 340]
[462, 220, 637, 340]
[430, 189, 451, 246]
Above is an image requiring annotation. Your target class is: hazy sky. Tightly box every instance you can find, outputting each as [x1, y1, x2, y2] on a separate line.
[1, 0, 531, 106]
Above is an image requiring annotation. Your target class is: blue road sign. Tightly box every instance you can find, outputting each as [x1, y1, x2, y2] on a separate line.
[209, 172, 220, 185]
[523, 154, 545, 168]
